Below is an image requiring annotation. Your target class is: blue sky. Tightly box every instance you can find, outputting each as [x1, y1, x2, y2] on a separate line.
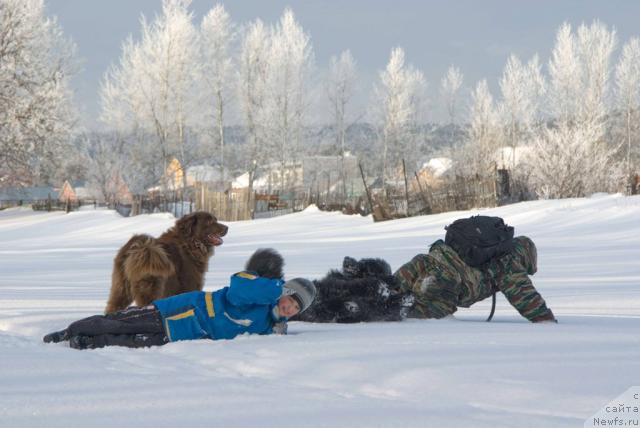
[47, 0, 640, 128]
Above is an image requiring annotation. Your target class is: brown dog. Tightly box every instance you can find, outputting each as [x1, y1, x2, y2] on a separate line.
[105, 211, 228, 313]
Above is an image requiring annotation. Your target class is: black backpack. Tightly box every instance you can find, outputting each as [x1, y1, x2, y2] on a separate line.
[444, 215, 515, 268]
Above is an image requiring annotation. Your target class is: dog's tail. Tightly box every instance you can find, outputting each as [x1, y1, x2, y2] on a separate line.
[123, 235, 174, 282]
[106, 234, 174, 313]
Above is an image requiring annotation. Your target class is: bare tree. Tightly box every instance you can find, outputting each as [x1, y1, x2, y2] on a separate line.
[530, 21, 621, 198]
[498, 54, 545, 168]
[327, 50, 357, 198]
[440, 65, 463, 140]
[263, 9, 314, 191]
[373, 47, 426, 187]
[0, 0, 77, 186]
[463, 80, 500, 177]
[84, 132, 124, 205]
[200, 4, 234, 183]
[614, 37, 640, 188]
[99, 0, 199, 193]
[577, 21, 617, 125]
[237, 19, 270, 198]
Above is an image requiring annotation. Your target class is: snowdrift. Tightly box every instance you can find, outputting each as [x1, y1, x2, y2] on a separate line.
[1, 195, 639, 427]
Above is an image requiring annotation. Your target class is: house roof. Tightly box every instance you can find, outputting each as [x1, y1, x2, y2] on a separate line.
[0, 186, 58, 202]
[187, 165, 222, 183]
[421, 158, 453, 177]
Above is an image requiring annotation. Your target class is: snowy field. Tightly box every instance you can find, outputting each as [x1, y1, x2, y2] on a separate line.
[1, 194, 639, 428]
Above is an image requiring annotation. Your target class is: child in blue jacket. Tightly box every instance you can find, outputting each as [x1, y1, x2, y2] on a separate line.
[43, 249, 316, 350]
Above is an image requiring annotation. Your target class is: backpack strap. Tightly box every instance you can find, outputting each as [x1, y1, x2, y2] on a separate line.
[483, 265, 499, 322]
[486, 292, 496, 322]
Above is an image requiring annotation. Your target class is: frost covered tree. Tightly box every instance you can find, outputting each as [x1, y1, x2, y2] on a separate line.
[530, 21, 621, 198]
[100, 51, 165, 195]
[463, 80, 500, 177]
[263, 9, 314, 190]
[614, 37, 640, 185]
[0, 0, 77, 186]
[373, 47, 426, 187]
[440, 65, 463, 133]
[577, 22, 616, 125]
[200, 4, 234, 182]
[99, 0, 199, 192]
[327, 50, 357, 197]
[84, 132, 125, 205]
[498, 54, 545, 168]
[237, 19, 270, 196]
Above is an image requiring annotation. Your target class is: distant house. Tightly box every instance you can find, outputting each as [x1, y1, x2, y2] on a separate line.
[106, 173, 134, 204]
[0, 186, 58, 209]
[415, 157, 454, 187]
[147, 158, 185, 192]
[58, 180, 95, 202]
[232, 154, 362, 196]
[186, 165, 227, 189]
[149, 159, 228, 192]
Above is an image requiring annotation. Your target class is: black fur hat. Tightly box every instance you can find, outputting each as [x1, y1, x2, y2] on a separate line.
[245, 248, 284, 279]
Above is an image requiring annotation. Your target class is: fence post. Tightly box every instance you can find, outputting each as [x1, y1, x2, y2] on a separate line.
[402, 159, 410, 216]
[359, 162, 375, 216]
[496, 169, 510, 202]
[414, 172, 431, 214]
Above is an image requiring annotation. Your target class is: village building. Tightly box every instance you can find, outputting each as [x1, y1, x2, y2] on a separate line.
[232, 154, 362, 195]
[0, 186, 59, 209]
[58, 180, 95, 202]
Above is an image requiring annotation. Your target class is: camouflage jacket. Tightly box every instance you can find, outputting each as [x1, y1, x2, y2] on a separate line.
[393, 236, 555, 322]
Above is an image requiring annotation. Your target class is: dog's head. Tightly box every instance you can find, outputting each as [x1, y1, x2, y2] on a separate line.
[342, 256, 392, 279]
[177, 212, 228, 248]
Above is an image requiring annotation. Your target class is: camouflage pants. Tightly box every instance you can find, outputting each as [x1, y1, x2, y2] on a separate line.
[393, 236, 555, 322]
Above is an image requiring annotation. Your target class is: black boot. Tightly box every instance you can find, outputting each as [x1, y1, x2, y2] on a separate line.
[69, 335, 94, 350]
[70, 333, 168, 350]
[43, 329, 70, 343]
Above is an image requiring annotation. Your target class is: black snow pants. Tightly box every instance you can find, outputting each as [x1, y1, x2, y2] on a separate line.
[65, 306, 168, 349]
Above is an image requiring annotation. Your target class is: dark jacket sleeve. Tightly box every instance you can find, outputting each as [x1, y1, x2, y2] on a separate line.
[493, 236, 556, 322]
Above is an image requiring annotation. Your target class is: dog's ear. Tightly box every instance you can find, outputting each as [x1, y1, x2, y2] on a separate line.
[342, 257, 360, 277]
[177, 213, 198, 237]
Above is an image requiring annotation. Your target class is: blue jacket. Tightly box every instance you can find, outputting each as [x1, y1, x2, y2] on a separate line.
[153, 272, 286, 342]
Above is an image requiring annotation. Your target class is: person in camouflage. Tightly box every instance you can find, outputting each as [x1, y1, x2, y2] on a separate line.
[394, 236, 557, 322]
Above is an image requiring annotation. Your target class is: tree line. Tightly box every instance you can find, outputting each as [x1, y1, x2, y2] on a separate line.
[1, 0, 639, 203]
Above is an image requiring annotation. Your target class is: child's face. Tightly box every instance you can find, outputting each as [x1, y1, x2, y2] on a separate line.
[278, 295, 300, 318]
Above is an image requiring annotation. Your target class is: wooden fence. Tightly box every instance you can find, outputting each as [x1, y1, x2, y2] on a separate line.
[368, 176, 499, 222]
[125, 185, 311, 221]
[195, 185, 253, 222]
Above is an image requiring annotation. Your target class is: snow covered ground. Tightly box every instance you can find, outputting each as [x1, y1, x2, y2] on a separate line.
[1, 195, 639, 428]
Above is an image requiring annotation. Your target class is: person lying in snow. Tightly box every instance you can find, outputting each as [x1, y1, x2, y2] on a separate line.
[294, 219, 556, 324]
[43, 249, 317, 349]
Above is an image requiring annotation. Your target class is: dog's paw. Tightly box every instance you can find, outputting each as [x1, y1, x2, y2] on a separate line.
[399, 294, 415, 319]
[401, 293, 415, 308]
[344, 301, 360, 313]
[377, 281, 391, 299]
